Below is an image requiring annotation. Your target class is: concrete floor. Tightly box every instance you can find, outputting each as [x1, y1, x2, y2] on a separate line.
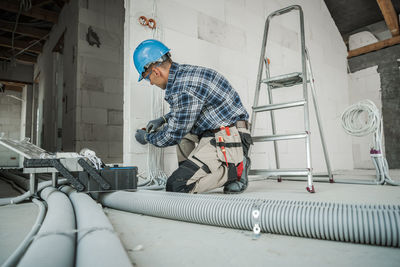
[0, 170, 399, 266]
[0, 202, 38, 264]
[106, 208, 400, 267]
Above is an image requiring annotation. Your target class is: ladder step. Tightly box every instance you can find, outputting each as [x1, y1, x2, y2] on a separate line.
[253, 99, 306, 113]
[249, 169, 310, 176]
[252, 132, 307, 142]
[261, 72, 304, 89]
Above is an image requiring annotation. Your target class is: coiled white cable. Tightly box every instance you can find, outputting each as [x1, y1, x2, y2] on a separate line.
[79, 148, 103, 170]
[341, 100, 398, 185]
[341, 99, 382, 150]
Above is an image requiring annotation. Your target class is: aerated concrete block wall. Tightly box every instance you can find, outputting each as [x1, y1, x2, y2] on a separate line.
[35, 0, 125, 163]
[0, 91, 22, 167]
[0, 63, 33, 167]
[34, 0, 80, 153]
[124, 0, 354, 174]
[75, 0, 125, 163]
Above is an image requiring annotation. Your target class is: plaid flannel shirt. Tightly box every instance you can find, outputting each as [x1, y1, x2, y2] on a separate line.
[147, 62, 249, 147]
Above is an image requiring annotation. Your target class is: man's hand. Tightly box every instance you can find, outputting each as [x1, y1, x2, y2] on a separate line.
[135, 129, 148, 145]
[146, 116, 166, 133]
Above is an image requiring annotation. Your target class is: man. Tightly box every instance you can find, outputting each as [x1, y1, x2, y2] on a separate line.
[133, 39, 253, 194]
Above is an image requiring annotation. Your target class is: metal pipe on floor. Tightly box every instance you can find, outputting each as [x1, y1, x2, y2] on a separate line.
[2, 199, 46, 267]
[98, 190, 400, 247]
[60, 186, 132, 267]
[17, 187, 76, 267]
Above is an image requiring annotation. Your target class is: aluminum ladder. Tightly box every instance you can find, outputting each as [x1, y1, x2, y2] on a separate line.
[249, 5, 333, 193]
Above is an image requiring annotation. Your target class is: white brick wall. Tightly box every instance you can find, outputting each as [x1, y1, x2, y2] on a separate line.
[124, 0, 353, 174]
[0, 91, 22, 167]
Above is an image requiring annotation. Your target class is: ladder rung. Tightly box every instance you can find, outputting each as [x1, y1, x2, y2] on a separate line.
[253, 99, 306, 113]
[252, 132, 307, 142]
[249, 169, 310, 176]
[261, 72, 304, 89]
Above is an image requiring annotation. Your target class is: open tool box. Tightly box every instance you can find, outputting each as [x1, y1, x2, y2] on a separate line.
[0, 136, 137, 193]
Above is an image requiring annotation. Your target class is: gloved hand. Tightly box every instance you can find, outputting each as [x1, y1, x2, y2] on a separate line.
[135, 129, 148, 145]
[146, 116, 166, 133]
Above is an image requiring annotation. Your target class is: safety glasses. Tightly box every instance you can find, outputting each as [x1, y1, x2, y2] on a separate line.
[142, 62, 162, 82]
[142, 69, 152, 81]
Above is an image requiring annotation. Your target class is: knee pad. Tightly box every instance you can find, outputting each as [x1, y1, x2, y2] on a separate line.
[166, 160, 199, 193]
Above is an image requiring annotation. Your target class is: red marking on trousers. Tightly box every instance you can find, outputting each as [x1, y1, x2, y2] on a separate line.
[237, 161, 243, 180]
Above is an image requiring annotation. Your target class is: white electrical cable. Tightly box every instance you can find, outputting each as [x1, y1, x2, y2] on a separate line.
[341, 100, 398, 185]
[341, 99, 382, 150]
[79, 148, 103, 170]
[145, 0, 168, 186]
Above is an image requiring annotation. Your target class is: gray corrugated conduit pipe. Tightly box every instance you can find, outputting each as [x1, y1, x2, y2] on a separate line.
[60, 186, 132, 267]
[1, 199, 46, 267]
[98, 190, 400, 247]
[17, 187, 76, 267]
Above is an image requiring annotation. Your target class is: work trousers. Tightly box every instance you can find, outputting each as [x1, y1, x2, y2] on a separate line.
[166, 126, 251, 193]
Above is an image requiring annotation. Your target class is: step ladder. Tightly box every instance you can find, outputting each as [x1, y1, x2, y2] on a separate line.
[249, 5, 333, 193]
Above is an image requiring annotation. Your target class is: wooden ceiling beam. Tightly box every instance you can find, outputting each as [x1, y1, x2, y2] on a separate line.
[1, 80, 28, 87]
[348, 35, 400, 58]
[376, 0, 400, 36]
[4, 84, 24, 92]
[0, 0, 58, 24]
[0, 36, 42, 54]
[0, 47, 37, 64]
[0, 20, 49, 39]
[0, 78, 33, 85]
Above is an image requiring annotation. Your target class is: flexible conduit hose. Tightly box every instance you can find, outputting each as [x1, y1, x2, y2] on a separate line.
[60, 186, 132, 267]
[98, 191, 400, 247]
[17, 187, 76, 267]
[1, 199, 46, 267]
[0, 179, 68, 206]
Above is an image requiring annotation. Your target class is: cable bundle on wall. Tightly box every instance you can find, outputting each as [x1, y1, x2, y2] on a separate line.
[137, 0, 168, 184]
[341, 99, 399, 185]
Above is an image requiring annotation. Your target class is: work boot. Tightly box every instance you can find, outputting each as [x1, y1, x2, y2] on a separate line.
[224, 156, 250, 194]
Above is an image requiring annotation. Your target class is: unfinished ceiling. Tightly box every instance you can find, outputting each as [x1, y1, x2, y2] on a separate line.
[324, 0, 400, 40]
[0, 0, 67, 65]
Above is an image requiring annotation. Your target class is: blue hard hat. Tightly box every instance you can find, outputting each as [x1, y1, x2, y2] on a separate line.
[133, 39, 170, 82]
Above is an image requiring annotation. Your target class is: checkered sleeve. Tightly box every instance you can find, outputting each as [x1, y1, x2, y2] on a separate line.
[163, 111, 172, 121]
[147, 92, 204, 147]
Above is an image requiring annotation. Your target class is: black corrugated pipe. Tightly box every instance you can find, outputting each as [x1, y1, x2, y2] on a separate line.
[98, 190, 400, 247]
